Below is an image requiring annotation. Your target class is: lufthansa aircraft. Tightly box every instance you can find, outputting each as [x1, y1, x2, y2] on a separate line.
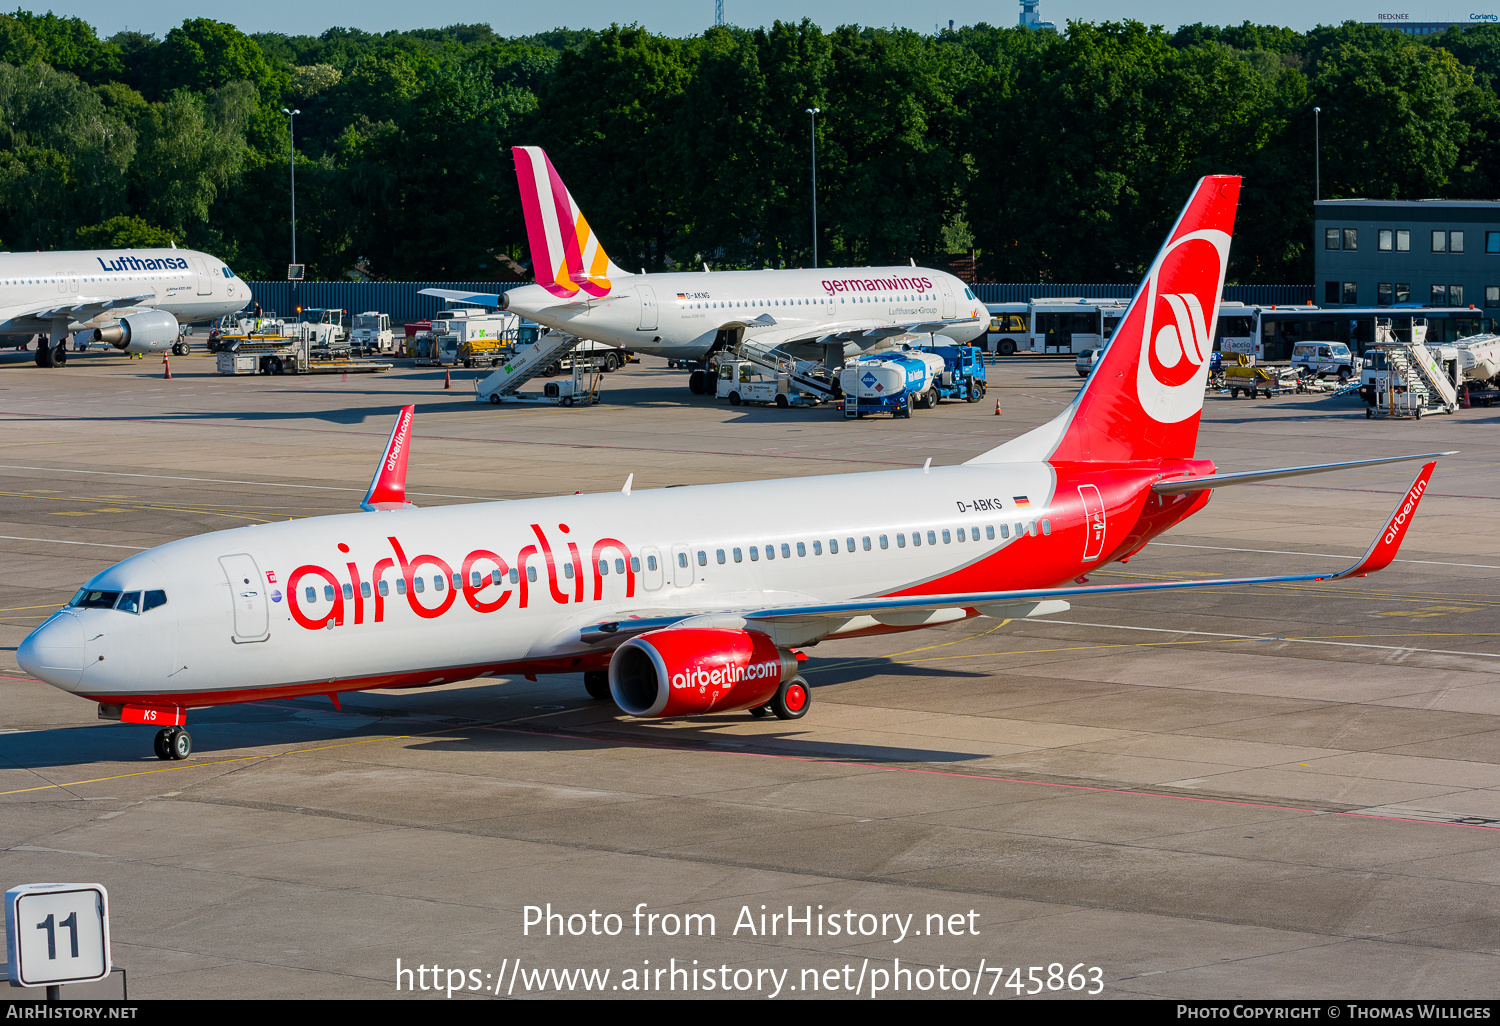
[0, 247, 249, 366]
[18, 176, 1447, 761]
[423, 147, 989, 386]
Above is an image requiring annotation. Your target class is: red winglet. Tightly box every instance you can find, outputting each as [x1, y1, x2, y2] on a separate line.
[361, 405, 417, 511]
[1328, 462, 1435, 579]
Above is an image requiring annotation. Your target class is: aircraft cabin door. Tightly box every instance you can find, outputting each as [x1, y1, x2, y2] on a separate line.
[938, 279, 957, 318]
[219, 553, 270, 642]
[193, 258, 214, 296]
[637, 285, 658, 331]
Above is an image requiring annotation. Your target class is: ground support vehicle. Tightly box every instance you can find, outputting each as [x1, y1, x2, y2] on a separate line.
[214, 336, 389, 376]
[714, 357, 827, 408]
[1224, 356, 1302, 398]
[922, 344, 988, 402]
[561, 339, 626, 373]
[1361, 341, 1461, 419]
[292, 309, 347, 349]
[1290, 341, 1360, 381]
[541, 358, 606, 407]
[474, 328, 585, 405]
[350, 312, 394, 355]
[421, 308, 518, 368]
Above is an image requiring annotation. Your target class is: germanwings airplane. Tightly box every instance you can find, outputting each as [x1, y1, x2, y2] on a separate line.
[18, 176, 1447, 762]
[0, 247, 249, 367]
[422, 146, 988, 387]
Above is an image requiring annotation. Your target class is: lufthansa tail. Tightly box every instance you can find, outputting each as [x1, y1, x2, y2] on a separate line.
[970, 175, 1242, 467]
[512, 146, 628, 300]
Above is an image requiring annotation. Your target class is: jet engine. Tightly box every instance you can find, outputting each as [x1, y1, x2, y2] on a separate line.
[609, 628, 801, 717]
[94, 310, 180, 353]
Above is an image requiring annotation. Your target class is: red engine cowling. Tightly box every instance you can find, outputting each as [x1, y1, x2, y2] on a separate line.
[609, 628, 798, 717]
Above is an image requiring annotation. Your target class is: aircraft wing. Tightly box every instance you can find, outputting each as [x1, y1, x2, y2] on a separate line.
[419, 287, 627, 309]
[740, 315, 981, 360]
[0, 294, 156, 331]
[579, 461, 1438, 645]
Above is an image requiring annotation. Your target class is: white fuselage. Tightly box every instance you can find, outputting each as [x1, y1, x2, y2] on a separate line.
[504, 267, 988, 360]
[22, 462, 1062, 705]
[0, 248, 249, 336]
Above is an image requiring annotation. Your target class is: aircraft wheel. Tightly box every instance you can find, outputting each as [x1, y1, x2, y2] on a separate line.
[489, 393, 502, 405]
[775, 393, 789, 408]
[53, 343, 67, 366]
[34, 345, 46, 367]
[153, 728, 173, 761]
[688, 370, 708, 394]
[728, 391, 742, 406]
[168, 728, 192, 760]
[583, 670, 611, 701]
[747, 704, 770, 718]
[771, 676, 810, 720]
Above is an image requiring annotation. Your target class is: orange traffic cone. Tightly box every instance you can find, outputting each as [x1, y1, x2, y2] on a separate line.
[993, 399, 1001, 415]
[1462, 385, 1472, 409]
[162, 355, 171, 379]
[443, 370, 452, 389]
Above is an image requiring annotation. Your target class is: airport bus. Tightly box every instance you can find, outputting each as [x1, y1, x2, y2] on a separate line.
[985, 298, 1129, 356]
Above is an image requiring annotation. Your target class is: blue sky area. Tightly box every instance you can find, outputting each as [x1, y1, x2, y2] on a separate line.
[62, 1, 1500, 40]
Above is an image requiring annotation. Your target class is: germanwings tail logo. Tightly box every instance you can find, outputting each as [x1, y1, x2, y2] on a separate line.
[512, 146, 623, 299]
[1046, 175, 1241, 465]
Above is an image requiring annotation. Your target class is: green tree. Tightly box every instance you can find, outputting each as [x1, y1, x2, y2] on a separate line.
[132, 82, 254, 234]
[146, 19, 282, 101]
[76, 213, 175, 246]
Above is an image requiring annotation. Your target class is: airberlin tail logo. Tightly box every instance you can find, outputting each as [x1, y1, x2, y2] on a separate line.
[1134, 229, 1231, 425]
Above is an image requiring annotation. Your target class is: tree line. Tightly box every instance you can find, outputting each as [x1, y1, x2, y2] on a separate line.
[2, 10, 1498, 284]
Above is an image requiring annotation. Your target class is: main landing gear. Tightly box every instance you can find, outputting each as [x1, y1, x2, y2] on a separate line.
[583, 670, 612, 701]
[153, 727, 192, 761]
[747, 676, 811, 720]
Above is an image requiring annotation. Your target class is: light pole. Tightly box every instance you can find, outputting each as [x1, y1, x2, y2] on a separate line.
[806, 107, 820, 267]
[281, 108, 300, 270]
[1313, 106, 1321, 202]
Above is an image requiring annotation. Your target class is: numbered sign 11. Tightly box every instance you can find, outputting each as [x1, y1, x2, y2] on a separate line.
[5, 884, 111, 988]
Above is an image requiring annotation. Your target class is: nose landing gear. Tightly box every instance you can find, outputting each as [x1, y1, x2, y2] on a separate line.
[153, 727, 193, 761]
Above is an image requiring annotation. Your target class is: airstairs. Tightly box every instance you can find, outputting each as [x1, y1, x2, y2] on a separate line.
[474, 329, 580, 402]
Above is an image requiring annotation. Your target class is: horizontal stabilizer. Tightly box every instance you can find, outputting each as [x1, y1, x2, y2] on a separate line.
[1152, 451, 1456, 495]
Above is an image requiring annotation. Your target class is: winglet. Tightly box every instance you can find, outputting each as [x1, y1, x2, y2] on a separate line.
[361, 406, 417, 512]
[1326, 462, 1436, 579]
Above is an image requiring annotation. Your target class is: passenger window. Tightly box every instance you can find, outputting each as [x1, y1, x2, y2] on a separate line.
[678, 552, 688, 568]
[957, 528, 966, 542]
[116, 592, 142, 614]
[647, 555, 658, 571]
[616, 558, 627, 574]
[379, 581, 390, 596]
[341, 584, 353, 600]
[1042, 519, 1052, 536]
[812, 541, 822, 555]
[733, 548, 743, 563]
[434, 576, 444, 592]
[847, 537, 856, 552]
[1027, 522, 1037, 537]
[829, 539, 839, 553]
[749, 546, 759, 561]
[912, 531, 922, 547]
[362, 582, 372, 598]
[927, 531, 936, 545]
[986, 526, 995, 540]
[862, 536, 871, 551]
[630, 557, 640, 573]
[563, 563, 574, 579]
[397, 579, 408, 595]
[527, 566, 537, 582]
[453, 573, 463, 589]
[413, 578, 424, 593]
[716, 549, 726, 564]
[324, 585, 336, 601]
[469, 572, 480, 588]
[143, 590, 167, 611]
[879, 535, 888, 549]
[509, 569, 519, 583]
[942, 530, 951, 544]
[897, 534, 906, 548]
[794, 542, 803, 557]
[698, 550, 708, 566]
[491, 570, 503, 585]
[598, 559, 609, 575]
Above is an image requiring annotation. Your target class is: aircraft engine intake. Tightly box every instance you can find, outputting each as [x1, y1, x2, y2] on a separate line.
[609, 628, 798, 717]
[95, 310, 180, 353]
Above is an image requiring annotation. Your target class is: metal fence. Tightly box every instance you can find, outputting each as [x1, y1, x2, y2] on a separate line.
[247, 280, 1317, 323]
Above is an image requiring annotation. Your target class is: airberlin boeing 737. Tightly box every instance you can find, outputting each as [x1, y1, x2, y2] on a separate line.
[19, 176, 1447, 761]
[422, 146, 988, 387]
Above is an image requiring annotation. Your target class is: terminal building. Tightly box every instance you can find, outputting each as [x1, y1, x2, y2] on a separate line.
[1314, 197, 1500, 317]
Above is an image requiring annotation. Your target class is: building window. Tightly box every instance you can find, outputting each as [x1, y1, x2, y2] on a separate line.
[1325, 228, 1340, 250]
[1488, 232, 1500, 254]
[1397, 229, 1410, 252]
[1378, 282, 1393, 306]
[1396, 283, 1411, 303]
[1379, 229, 1393, 251]
[1452, 231, 1465, 254]
[1325, 280, 1340, 304]
[1343, 282, 1358, 305]
[1343, 228, 1358, 250]
[1486, 286, 1499, 307]
[1433, 230, 1447, 253]
[1431, 284, 1448, 305]
[1450, 284, 1465, 306]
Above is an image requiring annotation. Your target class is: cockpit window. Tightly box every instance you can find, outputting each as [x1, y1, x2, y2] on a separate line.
[222, 266, 235, 278]
[116, 591, 142, 614]
[71, 589, 120, 609]
[144, 590, 167, 611]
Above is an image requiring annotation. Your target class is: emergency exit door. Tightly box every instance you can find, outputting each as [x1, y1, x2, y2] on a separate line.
[219, 553, 269, 642]
[1077, 485, 1106, 562]
[637, 285, 658, 330]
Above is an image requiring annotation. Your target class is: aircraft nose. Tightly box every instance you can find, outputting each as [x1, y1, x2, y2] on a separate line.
[17, 611, 85, 690]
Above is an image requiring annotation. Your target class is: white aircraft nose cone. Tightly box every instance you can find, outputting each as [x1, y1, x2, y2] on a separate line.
[17, 611, 85, 689]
